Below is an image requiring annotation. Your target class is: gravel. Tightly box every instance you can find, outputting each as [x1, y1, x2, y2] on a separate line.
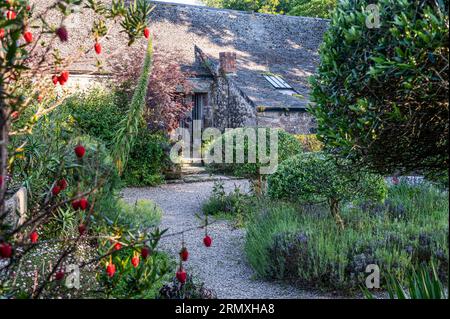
[121, 180, 339, 299]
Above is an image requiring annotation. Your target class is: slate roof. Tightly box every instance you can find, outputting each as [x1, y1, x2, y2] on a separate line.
[31, 1, 329, 110]
[149, 1, 329, 110]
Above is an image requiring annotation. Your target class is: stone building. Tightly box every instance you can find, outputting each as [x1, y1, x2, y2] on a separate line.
[33, 1, 329, 135]
[147, 1, 329, 135]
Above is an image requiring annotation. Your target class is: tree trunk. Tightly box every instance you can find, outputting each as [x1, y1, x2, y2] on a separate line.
[330, 198, 345, 230]
[0, 84, 9, 218]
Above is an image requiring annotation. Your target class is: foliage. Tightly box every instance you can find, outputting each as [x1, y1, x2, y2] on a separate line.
[289, 0, 336, 18]
[204, 0, 336, 17]
[309, 0, 449, 175]
[202, 181, 252, 226]
[58, 89, 170, 187]
[122, 130, 170, 186]
[204, 0, 282, 14]
[267, 152, 387, 228]
[246, 182, 449, 291]
[112, 37, 153, 175]
[115, 199, 163, 231]
[159, 273, 217, 299]
[56, 88, 127, 149]
[113, 53, 193, 133]
[363, 263, 448, 299]
[205, 128, 302, 181]
[294, 134, 323, 152]
[97, 228, 172, 299]
[1, 0, 204, 300]
[1, 0, 154, 211]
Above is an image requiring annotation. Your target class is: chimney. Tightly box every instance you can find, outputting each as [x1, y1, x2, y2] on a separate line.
[219, 52, 237, 75]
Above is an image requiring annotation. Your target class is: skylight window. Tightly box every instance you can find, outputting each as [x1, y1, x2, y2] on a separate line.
[263, 74, 293, 90]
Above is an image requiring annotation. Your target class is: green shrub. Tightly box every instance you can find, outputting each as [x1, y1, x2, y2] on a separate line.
[115, 199, 162, 230]
[121, 130, 170, 187]
[364, 263, 448, 299]
[309, 0, 449, 175]
[42, 87, 170, 187]
[246, 183, 449, 291]
[98, 244, 172, 299]
[202, 181, 252, 225]
[159, 273, 217, 299]
[289, 0, 337, 18]
[267, 152, 387, 228]
[58, 88, 127, 149]
[294, 134, 323, 152]
[205, 128, 302, 187]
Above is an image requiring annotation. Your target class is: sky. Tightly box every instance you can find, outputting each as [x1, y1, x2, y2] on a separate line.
[155, 0, 205, 5]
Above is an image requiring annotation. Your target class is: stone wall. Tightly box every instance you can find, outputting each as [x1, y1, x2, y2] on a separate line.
[256, 110, 316, 134]
[208, 75, 257, 130]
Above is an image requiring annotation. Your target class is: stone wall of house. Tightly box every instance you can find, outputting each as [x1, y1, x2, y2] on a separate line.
[256, 110, 316, 134]
[204, 73, 316, 134]
[207, 75, 257, 130]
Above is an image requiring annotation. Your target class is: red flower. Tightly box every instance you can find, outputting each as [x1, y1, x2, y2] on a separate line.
[144, 27, 150, 39]
[30, 231, 39, 244]
[106, 263, 116, 278]
[56, 26, 68, 42]
[58, 179, 68, 190]
[179, 247, 189, 262]
[52, 75, 59, 85]
[141, 247, 150, 259]
[78, 224, 87, 235]
[131, 256, 140, 268]
[23, 31, 33, 43]
[0, 29, 5, 39]
[74, 145, 86, 158]
[60, 70, 69, 82]
[58, 71, 69, 86]
[0, 243, 13, 259]
[79, 198, 89, 211]
[114, 242, 122, 251]
[52, 185, 61, 196]
[203, 235, 212, 247]
[6, 10, 16, 20]
[55, 270, 65, 281]
[72, 200, 80, 210]
[392, 176, 400, 185]
[94, 42, 102, 55]
[176, 268, 187, 284]
[11, 111, 19, 120]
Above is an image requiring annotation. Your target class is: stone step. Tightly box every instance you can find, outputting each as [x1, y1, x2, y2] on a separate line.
[180, 165, 207, 175]
[166, 174, 234, 184]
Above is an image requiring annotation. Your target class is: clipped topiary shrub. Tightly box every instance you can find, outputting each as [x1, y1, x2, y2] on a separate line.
[267, 152, 387, 228]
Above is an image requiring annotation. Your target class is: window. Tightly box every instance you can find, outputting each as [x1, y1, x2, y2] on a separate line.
[263, 74, 297, 95]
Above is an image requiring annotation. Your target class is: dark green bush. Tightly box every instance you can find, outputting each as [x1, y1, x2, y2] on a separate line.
[57, 88, 170, 187]
[121, 130, 170, 187]
[267, 152, 387, 228]
[246, 183, 449, 291]
[309, 0, 449, 175]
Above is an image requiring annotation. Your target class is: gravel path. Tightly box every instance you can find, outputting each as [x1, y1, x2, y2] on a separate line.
[121, 181, 337, 299]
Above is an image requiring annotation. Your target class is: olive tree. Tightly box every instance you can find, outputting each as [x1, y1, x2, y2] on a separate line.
[267, 152, 387, 229]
